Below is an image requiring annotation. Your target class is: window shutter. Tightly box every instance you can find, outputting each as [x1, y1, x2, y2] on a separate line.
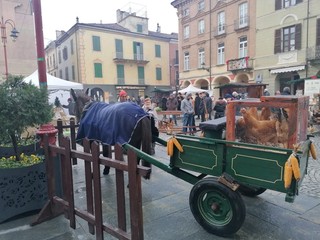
[275, 0, 282, 10]
[274, 29, 281, 53]
[295, 23, 302, 50]
[316, 18, 320, 46]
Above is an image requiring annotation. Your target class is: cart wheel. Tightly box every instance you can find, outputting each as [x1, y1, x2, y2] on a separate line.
[238, 184, 267, 197]
[189, 177, 246, 237]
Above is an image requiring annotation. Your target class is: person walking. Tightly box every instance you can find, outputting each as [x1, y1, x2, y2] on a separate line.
[166, 94, 178, 125]
[194, 93, 201, 119]
[180, 93, 194, 135]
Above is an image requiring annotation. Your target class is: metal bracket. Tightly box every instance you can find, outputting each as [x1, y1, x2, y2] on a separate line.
[218, 173, 240, 191]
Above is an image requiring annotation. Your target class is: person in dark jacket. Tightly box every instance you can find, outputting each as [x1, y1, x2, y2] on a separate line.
[213, 97, 227, 119]
[282, 87, 291, 95]
[194, 93, 201, 119]
[62, 98, 75, 115]
[166, 94, 178, 125]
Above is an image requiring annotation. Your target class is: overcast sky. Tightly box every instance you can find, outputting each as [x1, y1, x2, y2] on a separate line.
[41, 0, 179, 44]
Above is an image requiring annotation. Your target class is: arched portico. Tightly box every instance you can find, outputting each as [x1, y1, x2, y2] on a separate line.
[234, 72, 250, 83]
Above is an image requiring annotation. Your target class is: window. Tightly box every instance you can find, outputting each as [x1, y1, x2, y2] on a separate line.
[94, 63, 103, 78]
[137, 24, 143, 33]
[155, 44, 161, 58]
[46, 58, 49, 68]
[239, 2, 248, 28]
[133, 42, 144, 60]
[70, 39, 74, 55]
[156, 67, 162, 80]
[183, 8, 189, 17]
[317, 18, 320, 46]
[217, 43, 225, 65]
[198, 48, 205, 68]
[239, 36, 248, 58]
[92, 36, 101, 51]
[274, 24, 301, 53]
[59, 69, 62, 79]
[198, 19, 205, 34]
[63, 47, 68, 61]
[117, 65, 125, 84]
[184, 52, 190, 71]
[198, 0, 205, 11]
[138, 66, 145, 84]
[72, 65, 75, 80]
[58, 50, 61, 64]
[65, 67, 69, 80]
[283, 26, 296, 51]
[115, 39, 123, 58]
[218, 11, 225, 34]
[184, 25, 190, 39]
[275, 0, 302, 10]
[53, 54, 56, 67]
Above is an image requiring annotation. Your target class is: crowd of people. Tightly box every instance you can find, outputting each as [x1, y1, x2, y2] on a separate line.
[64, 87, 292, 137]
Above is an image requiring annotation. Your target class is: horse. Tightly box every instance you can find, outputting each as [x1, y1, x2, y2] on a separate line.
[71, 89, 152, 179]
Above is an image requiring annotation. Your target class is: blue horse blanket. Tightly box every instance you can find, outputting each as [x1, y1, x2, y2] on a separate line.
[77, 102, 148, 145]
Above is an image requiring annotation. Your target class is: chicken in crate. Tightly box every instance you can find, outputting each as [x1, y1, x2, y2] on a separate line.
[226, 95, 309, 149]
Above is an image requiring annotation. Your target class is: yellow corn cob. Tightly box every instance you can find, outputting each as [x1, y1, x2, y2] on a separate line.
[290, 154, 300, 181]
[310, 142, 317, 160]
[172, 137, 183, 152]
[284, 160, 293, 189]
[167, 138, 174, 157]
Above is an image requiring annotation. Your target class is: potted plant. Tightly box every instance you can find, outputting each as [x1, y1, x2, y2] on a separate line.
[0, 75, 53, 223]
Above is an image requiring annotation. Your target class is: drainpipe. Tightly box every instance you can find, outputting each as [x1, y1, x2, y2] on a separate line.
[305, 0, 310, 78]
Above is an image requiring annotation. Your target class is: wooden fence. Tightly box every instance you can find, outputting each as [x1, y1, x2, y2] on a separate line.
[33, 120, 150, 240]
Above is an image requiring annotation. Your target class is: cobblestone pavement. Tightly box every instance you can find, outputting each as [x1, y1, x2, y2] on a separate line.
[299, 134, 320, 198]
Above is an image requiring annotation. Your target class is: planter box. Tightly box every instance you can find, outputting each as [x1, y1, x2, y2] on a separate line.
[0, 162, 47, 223]
[0, 142, 40, 158]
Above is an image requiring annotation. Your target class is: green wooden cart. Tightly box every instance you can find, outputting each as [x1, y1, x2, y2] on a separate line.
[124, 96, 314, 237]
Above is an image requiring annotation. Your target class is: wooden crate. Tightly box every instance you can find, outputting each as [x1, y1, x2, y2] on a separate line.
[226, 95, 309, 149]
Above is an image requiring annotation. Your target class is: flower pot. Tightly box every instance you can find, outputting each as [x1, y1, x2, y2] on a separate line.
[0, 162, 47, 223]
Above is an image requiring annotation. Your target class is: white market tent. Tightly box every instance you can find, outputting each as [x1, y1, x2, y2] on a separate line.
[23, 70, 83, 107]
[23, 70, 83, 90]
[178, 84, 207, 94]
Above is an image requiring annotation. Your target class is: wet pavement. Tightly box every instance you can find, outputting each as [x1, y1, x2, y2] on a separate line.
[0, 130, 320, 240]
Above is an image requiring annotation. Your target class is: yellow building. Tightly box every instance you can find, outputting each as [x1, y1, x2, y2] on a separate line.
[0, 0, 37, 81]
[171, 0, 256, 97]
[45, 9, 178, 103]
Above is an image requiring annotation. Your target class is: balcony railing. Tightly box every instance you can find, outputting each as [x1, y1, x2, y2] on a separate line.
[234, 16, 250, 31]
[213, 24, 226, 37]
[113, 52, 149, 64]
[307, 45, 320, 61]
[116, 52, 123, 59]
[227, 56, 253, 72]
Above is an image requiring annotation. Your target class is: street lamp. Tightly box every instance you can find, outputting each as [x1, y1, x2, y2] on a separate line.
[1, 16, 19, 80]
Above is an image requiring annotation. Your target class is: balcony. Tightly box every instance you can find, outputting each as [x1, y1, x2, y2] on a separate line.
[307, 46, 320, 64]
[213, 25, 226, 38]
[227, 57, 253, 73]
[113, 52, 149, 65]
[234, 16, 250, 31]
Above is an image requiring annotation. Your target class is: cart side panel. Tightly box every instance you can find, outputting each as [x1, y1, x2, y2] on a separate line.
[225, 145, 291, 193]
[171, 137, 224, 176]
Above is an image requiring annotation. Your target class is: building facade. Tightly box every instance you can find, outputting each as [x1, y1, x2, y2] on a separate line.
[171, 0, 320, 96]
[45, 9, 178, 103]
[0, 0, 37, 81]
[255, 0, 320, 95]
[171, 0, 256, 97]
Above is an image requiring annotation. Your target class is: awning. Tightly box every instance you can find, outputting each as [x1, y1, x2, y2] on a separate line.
[270, 65, 305, 74]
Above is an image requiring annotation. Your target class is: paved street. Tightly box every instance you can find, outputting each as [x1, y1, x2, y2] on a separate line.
[0, 128, 320, 240]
